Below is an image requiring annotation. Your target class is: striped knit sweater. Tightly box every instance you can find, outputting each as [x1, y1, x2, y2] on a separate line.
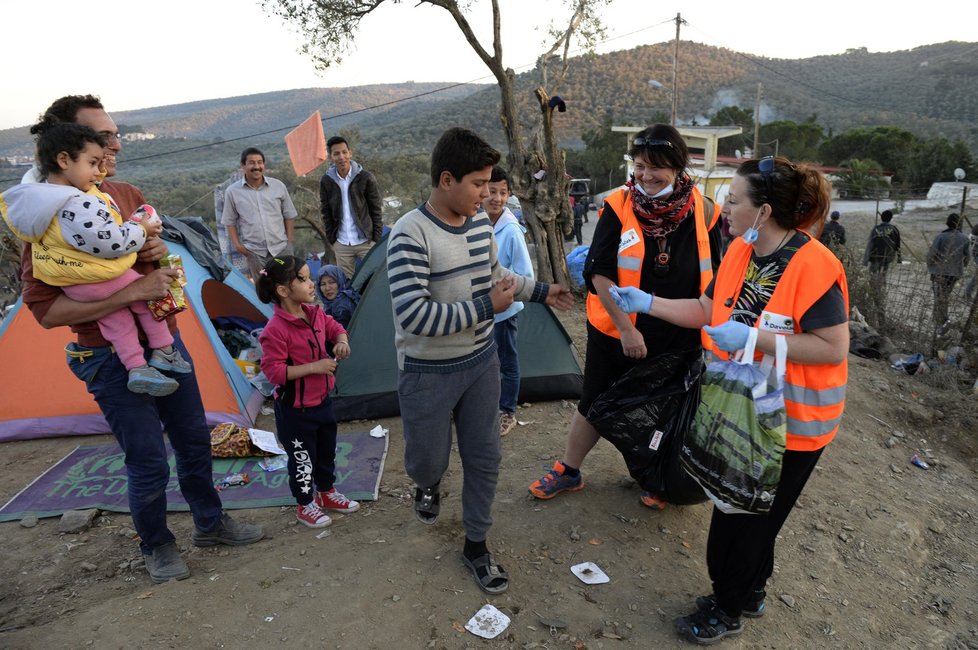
[387, 205, 548, 373]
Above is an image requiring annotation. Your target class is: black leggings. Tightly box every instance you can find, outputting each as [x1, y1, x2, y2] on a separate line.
[707, 447, 824, 617]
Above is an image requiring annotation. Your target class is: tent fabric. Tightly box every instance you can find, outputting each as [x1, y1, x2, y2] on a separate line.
[332, 233, 584, 421]
[285, 111, 328, 177]
[0, 240, 272, 442]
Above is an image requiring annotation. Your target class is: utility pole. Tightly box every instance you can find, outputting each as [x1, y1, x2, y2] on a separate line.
[752, 83, 763, 157]
[671, 13, 685, 127]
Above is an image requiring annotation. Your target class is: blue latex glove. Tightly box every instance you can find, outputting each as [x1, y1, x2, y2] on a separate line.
[703, 321, 752, 352]
[609, 284, 653, 314]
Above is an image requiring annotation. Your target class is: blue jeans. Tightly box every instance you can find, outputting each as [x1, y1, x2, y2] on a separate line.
[68, 331, 223, 554]
[493, 314, 520, 414]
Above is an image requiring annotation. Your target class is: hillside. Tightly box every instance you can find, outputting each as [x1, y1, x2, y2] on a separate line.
[1, 40, 976, 168]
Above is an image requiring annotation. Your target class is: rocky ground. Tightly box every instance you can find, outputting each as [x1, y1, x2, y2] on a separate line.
[1, 295, 977, 649]
[1, 204, 977, 648]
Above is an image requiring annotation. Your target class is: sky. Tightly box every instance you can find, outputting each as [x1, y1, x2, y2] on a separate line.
[3, 0, 976, 130]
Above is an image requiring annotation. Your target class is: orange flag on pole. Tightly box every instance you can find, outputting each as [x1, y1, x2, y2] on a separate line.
[285, 111, 327, 177]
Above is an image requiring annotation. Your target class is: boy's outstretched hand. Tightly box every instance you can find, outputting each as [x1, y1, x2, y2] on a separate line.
[545, 284, 574, 311]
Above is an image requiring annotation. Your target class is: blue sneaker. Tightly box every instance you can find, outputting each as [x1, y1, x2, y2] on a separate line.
[528, 461, 584, 499]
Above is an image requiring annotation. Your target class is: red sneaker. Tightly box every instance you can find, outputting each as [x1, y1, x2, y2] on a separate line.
[296, 502, 332, 528]
[316, 487, 361, 513]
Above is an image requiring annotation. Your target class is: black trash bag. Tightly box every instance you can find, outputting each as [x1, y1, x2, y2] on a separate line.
[587, 347, 708, 505]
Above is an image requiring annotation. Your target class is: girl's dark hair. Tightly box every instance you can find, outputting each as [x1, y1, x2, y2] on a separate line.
[255, 255, 304, 304]
[628, 124, 689, 172]
[30, 120, 106, 179]
[736, 156, 831, 233]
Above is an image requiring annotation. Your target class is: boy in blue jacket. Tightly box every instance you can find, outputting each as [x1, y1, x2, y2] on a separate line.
[483, 167, 534, 436]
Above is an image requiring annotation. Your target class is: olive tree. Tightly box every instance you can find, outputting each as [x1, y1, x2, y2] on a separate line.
[262, 0, 608, 284]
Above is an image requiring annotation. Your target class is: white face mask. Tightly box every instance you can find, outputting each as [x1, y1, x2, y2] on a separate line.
[634, 182, 673, 199]
[742, 207, 764, 244]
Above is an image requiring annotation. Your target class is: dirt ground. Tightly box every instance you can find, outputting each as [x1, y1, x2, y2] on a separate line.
[2, 208, 978, 649]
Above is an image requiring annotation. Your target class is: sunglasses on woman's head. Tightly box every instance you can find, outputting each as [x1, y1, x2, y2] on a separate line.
[758, 156, 776, 201]
[633, 137, 674, 148]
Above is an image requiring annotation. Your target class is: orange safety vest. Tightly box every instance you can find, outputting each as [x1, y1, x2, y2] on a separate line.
[586, 187, 719, 338]
[708, 235, 849, 451]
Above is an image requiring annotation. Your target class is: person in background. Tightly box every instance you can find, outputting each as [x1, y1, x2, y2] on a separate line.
[926, 212, 970, 333]
[319, 136, 383, 278]
[19, 95, 264, 584]
[963, 223, 978, 300]
[257, 255, 360, 528]
[528, 124, 722, 510]
[613, 155, 848, 645]
[387, 127, 573, 595]
[482, 166, 534, 437]
[221, 147, 298, 281]
[864, 209, 901, 274]
[819, 210, 846, 252]
[316, 263, 360, 330]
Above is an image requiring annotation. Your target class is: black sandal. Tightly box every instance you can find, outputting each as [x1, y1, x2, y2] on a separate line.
[695, 592, 766, 618]
[414, 484, 440, 525]
[462, 552, 509, 594]
[674, 604, 743, 645]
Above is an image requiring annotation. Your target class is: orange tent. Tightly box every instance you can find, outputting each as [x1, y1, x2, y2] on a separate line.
[0, 241, 271, 441]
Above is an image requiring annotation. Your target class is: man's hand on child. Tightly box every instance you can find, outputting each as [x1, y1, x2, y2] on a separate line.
[333, 341, 351, 360]
[545, 284, 574, 311]
[126, 269, 180, 301]
[489, 276, 516, 313]
[137, 236, 169, 263]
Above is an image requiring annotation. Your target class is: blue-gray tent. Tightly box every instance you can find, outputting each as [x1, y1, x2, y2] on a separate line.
[331, 234, 583, 421]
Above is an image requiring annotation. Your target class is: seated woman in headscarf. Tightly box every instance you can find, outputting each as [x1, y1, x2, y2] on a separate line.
[316, 264, 361, 330]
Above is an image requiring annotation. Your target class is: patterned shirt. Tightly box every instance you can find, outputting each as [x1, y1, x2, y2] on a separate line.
[387, 204, 547, 373]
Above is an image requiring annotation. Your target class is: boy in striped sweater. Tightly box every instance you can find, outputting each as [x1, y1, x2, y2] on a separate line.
[387, 127, 573, 594]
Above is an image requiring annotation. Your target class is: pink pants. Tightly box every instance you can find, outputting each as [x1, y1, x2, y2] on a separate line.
[63, 269, 174, 370]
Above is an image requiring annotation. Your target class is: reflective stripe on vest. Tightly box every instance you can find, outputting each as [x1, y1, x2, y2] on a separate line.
[707, 236, 849, 451]
[586, 187, 716, 339]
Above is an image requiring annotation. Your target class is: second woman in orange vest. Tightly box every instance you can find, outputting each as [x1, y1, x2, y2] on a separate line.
[614, 156, 849, 645]
[528, 124, 723, 507]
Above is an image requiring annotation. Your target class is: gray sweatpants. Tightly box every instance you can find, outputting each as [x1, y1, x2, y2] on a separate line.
[398, 354, 501, 541]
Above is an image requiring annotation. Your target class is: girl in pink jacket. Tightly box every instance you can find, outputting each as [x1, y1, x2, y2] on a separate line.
[257, 255, 360, 528]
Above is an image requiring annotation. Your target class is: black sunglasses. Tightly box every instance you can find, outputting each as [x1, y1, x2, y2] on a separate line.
[633, 137, 674, 148]
[758, 156, 776, 201]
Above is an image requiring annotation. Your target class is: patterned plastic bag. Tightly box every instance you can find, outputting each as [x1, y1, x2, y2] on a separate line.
[681, 328, 787, 514]
[209, 423, 274, 458]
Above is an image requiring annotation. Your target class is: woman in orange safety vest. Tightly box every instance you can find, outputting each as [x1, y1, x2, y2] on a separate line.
[528, 124, 723, 508]
[613, 156, 849, 645]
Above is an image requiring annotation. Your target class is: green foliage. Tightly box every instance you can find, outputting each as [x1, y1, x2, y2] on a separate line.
[758, 119, 824, 162]
[565, 114, 628, 194]
[834, 158, 887, 199]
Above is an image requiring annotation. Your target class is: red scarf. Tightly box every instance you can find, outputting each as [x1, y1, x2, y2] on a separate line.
[626, 173, 695, 239]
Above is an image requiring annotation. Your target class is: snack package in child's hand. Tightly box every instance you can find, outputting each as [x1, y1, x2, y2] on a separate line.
[130, 204, 162, 228]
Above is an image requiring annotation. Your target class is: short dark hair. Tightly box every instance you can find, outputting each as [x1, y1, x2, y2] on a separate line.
[240, 147, 265, 165]
[30, 121, 106, 178]
[39, 94, 104, 125]
[327, 136, 348, 153]
[947, 212, 962, 229]
[255, 255, 304, 305]
[628, 124, 689, 172]
[489, 166, 510, 187]
[430, 127, 500, 187]
[830, 211, 840, 220]
[880, 210, 893, 222]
